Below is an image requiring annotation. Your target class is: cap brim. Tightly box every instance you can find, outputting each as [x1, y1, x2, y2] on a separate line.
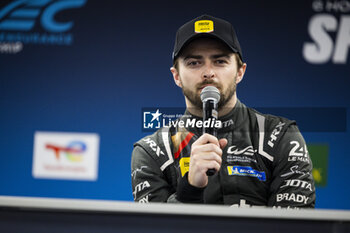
[173, 33, 239, 61]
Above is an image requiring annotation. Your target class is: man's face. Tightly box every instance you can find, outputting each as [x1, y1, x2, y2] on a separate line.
[172, 37, 243, 111]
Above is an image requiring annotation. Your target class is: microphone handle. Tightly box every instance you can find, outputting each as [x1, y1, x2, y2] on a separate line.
[203, 99, 218, 176]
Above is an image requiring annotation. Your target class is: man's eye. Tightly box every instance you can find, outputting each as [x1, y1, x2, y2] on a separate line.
[215, 59, 227, 64]
[187, 61, 200, 66]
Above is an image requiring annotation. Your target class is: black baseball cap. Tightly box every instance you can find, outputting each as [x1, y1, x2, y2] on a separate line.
[172, 15, 243, 62]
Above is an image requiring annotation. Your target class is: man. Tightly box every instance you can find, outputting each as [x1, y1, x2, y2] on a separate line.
[131, 15, 315, 207]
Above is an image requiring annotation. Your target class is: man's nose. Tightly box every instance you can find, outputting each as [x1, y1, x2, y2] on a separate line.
[202, 63, 215, 79]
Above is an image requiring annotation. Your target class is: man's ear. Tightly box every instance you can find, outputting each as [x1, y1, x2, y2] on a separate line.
[170, 66, 182, 88]
[236, 63, 247, 84]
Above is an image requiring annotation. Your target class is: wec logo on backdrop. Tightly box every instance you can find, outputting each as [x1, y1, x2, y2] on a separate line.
[0, 0, 87, 53]
[303, 0, 350, 64]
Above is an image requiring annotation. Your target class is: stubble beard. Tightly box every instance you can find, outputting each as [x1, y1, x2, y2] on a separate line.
[181, 74, 237, 111]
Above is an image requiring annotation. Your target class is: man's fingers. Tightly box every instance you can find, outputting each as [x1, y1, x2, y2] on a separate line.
[195, 160, 221, 173]
[219, 138, 228, 149]
[205, 161, 221, 173]
[191, 151, 222, 163]
[192, 143, 222, 156]
[194, 133, 220, 146]
[188, 135, 227, 188]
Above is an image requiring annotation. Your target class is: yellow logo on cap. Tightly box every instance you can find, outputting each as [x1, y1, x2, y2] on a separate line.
[194, 20, 214, 33]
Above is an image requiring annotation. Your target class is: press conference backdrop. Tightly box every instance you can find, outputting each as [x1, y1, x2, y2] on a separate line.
[0, 0, 349, 209]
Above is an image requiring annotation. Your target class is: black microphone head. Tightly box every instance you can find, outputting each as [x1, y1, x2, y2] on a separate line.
[200, 86, 221, 103]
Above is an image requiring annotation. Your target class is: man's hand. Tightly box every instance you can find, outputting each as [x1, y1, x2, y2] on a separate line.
[188, 133, 228, 188]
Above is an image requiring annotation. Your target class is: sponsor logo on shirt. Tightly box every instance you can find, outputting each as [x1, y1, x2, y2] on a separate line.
[276, 193, 310, 205]
[280, 179, 313, 191]
[131, 166, 148, 180]
[143, 138, 165, 157]
[179, 157, 190, 177]
[221, 119, 234, 128]
[268, 122, 285, 148]
[227, 145, 255, 156]
[281, 165, 311, 178]
[273, 206, 300, 210]
[139, 194, 150, 203]
[288, 141, 310, 163]
[133, 180, 151, 199]
[227, 155, 257, 164]
[226, 145, 257, 164]
[227, 166, 266, 181]
[230, 199, 256, 208]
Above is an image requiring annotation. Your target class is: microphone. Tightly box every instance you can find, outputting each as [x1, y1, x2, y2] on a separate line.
[200, 86, 220, 176]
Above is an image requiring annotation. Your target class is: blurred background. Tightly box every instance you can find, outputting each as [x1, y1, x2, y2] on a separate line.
[0, 0, 349, 209]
